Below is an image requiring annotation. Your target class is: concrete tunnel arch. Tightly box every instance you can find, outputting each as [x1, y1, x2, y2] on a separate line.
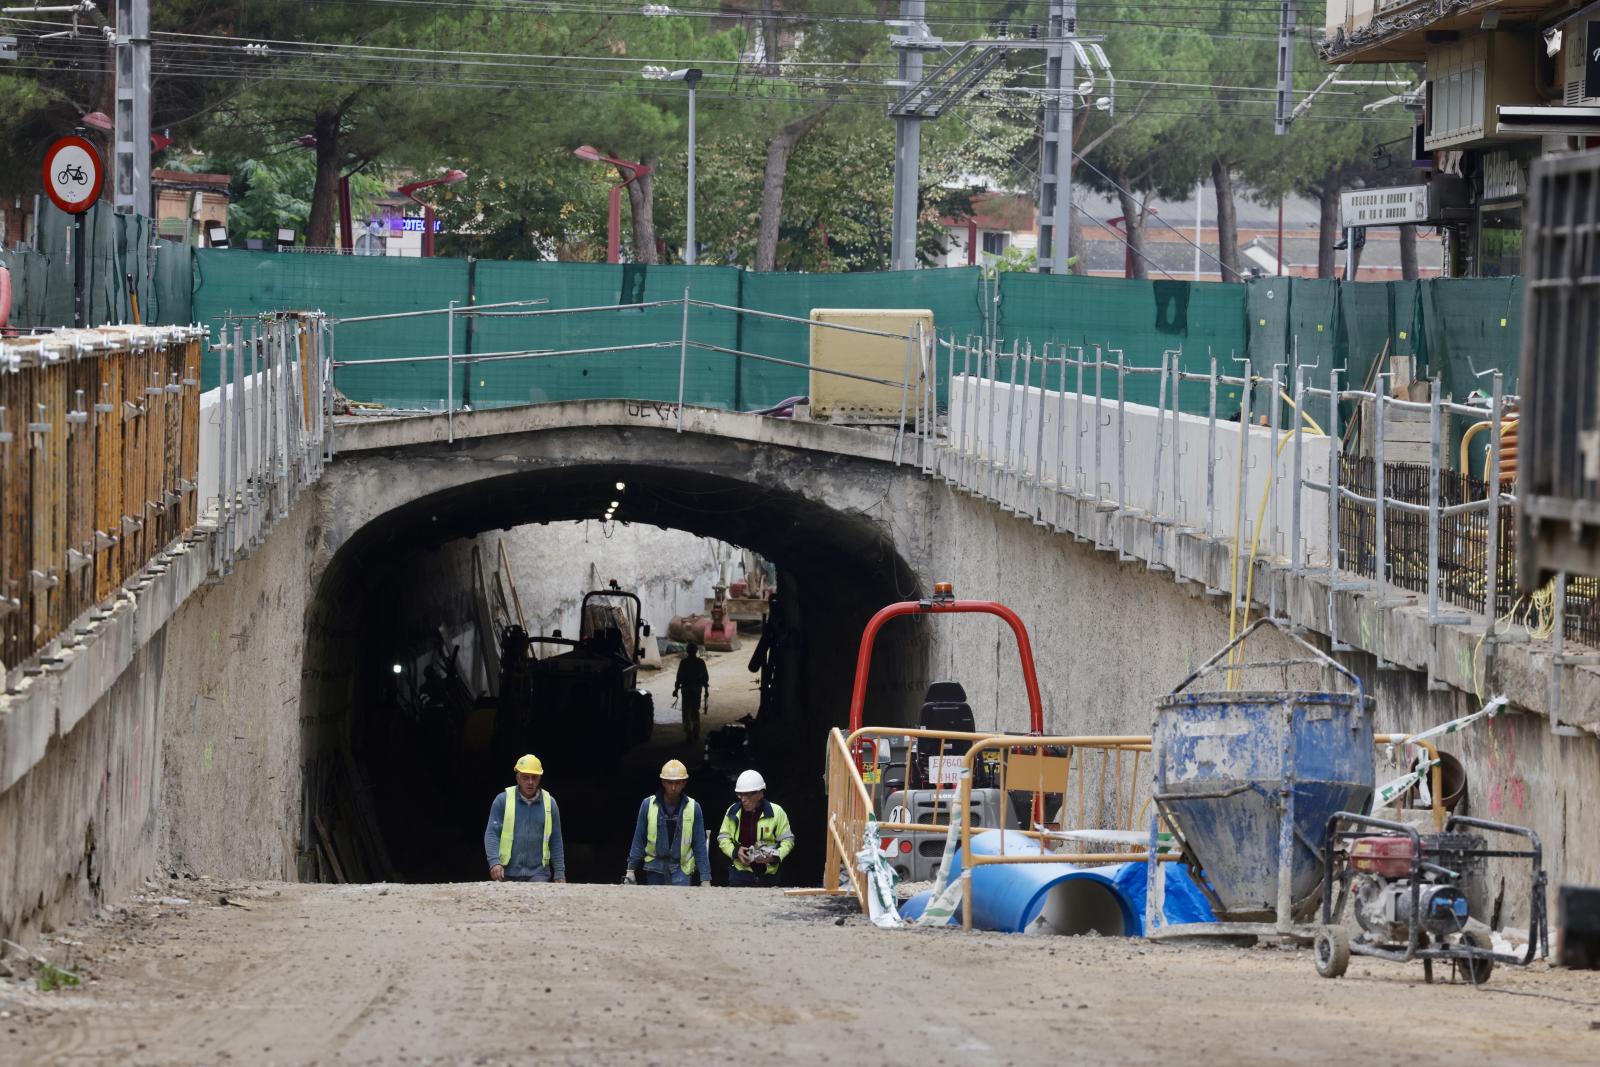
[300, 414, 937, 884]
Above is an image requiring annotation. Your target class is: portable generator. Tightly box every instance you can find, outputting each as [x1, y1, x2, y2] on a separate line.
[1314, 812, 1548, 984]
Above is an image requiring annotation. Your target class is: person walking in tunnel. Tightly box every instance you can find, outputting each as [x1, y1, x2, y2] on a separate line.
[622, 759, 711, 886]
[674, 642, 710, 740]
[484, 754, 567, 883]
[717, 770, 794, 887]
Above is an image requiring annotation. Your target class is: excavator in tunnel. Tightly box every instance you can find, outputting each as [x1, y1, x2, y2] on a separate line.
[494, 582, 656, 767]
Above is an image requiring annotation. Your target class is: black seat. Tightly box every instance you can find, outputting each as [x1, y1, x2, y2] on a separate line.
[911, 681, 975, 788]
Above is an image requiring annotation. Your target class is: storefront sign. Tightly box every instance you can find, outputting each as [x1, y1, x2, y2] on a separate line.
[1340, 185, 1429, 228]
[1482, 150, 1525, 202]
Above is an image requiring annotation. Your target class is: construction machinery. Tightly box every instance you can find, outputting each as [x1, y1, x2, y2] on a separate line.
[1313, 812, 1548, 983]
[498, 582, 655, 763]
[847, 583, 1043, 884]
[1144, 618, 1376, 945]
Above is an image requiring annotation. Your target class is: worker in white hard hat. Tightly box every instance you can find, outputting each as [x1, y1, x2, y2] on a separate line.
[483, 754, 566, 883]
[717, 769, 794, 887]
[623, 759, 711, 886]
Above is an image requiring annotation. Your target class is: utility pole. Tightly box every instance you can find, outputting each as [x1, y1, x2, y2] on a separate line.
[889, 0, 933, 271]
[1273, 0, 1296, 135]
[113, 0, 151, 216]
[1036, 0, 1076, 273]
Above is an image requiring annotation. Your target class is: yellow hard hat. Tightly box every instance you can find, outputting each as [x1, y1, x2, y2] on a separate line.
[514, 754, 544, 775]
[659, 759, 689, 781]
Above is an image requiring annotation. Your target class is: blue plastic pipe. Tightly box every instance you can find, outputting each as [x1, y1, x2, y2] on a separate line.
[905, 830, 1215, 935]
[948, 831, 1137, 935]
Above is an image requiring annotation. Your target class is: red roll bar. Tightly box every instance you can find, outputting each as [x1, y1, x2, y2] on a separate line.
[846, 598, 1045, 736]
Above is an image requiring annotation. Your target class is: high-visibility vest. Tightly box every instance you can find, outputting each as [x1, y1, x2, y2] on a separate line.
[644, 796, 699, 875]
[498, 787, 553, 869]
[718, 801, 793, 873]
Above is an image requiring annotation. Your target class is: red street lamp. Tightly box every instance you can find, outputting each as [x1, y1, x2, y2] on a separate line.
[397, 169, 467, 257]
[573, 145, 652, 264]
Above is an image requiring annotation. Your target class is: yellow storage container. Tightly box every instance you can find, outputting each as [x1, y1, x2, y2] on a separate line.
[807, 308, 933, 422]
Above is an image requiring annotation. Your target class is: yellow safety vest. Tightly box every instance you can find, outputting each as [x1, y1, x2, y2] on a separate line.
[644, 796, 699, 875]
[718, 801, 793, 873]
[498, 787, 553, 869]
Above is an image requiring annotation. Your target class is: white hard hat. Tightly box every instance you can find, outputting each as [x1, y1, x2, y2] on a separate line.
[735, 769, 767, 793]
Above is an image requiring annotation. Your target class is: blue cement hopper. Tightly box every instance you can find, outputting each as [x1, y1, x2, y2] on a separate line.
[1148, 619, 1374, 937]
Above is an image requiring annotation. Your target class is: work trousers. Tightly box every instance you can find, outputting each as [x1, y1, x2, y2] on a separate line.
[728, 868, 778, 888]
[644, 869, 692, 886]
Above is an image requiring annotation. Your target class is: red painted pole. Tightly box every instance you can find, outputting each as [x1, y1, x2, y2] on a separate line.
[607, 184, 622, 264]
[846, 599, 1045, 736]
[422, 204, 436, 257]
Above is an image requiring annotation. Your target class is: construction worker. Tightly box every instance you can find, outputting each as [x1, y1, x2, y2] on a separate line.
[623, 759, 711, 886]
[674, 642, 710, 740]
[717, 769, 794, 887]
[483, 754, 566, 883]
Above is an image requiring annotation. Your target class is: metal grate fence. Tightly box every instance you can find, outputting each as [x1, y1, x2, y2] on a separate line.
[1338, 457, 1600, 647]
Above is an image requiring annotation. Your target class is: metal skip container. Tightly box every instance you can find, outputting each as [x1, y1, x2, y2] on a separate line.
[1146, 618, 1375, 942]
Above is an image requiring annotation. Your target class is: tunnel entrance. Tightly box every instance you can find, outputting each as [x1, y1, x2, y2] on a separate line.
[301, 461, 925, 886]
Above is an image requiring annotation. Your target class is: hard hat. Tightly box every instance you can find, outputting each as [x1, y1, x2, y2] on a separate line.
[660, 759, 689, 781]
[735, 769, 766, 793]
[514, 754, 544, 775]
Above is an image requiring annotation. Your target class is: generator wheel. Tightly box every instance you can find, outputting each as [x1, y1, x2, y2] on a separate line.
[1459, 930, 1495, 985]
[1314, 926, 1350, 978]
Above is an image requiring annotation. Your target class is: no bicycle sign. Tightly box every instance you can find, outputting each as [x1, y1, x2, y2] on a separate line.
[42, 134, 104, 214]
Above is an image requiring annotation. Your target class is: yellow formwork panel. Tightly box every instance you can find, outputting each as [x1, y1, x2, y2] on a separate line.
[808, 308, 932, 421]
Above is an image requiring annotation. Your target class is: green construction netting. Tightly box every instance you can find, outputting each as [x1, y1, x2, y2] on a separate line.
[153, 241, 194, 325]
[739, 267, 988, 410]
[998, 273, 1249, 411]
[468, 261, 743, 410]
[3, 205, 157, 330]
[178, 251, 1528, 420]
[192, 250, 470, 399]
[0, 248, 49, 328]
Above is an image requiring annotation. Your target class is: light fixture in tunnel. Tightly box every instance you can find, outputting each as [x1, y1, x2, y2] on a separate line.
[392, 663, 403, 674]
[615, 481, 626, 491]
[609, 501, 620, 509]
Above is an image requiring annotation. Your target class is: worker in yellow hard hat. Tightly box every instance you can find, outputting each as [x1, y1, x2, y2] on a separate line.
[623, 759, 710, 886]
[484, 754, 565, 883]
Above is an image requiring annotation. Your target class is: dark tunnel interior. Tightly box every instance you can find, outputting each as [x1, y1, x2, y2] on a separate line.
[300, 462, 928, 886]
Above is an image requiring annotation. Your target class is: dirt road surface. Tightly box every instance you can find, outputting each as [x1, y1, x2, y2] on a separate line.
[4, 877, 1599, 1066]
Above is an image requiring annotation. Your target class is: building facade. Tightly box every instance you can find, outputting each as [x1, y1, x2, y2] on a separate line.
[1325, 0, 1600, 276]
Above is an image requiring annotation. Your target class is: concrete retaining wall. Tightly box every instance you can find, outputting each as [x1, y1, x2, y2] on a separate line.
[0, 497, 315, 943]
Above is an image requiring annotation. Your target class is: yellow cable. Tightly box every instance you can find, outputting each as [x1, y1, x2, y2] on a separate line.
[1227, 390, 1327, 685]
[1459, 420, 1491, 482]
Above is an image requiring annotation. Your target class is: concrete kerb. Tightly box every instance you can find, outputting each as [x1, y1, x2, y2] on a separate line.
[331, 399, 903, 466]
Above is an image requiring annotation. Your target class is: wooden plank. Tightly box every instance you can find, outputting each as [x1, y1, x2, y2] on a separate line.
[313, 814, 347, 884]
[31, 361, 67, 648]
[144, 347, 165, 553]
[121, 344, 148, 578]
[0, 363, 31, 666]
[95, 349, 123, 600]
[65, 354, 96, 625]
[179, 339, 201, 530]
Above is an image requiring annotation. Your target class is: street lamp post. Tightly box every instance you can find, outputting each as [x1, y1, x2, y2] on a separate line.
[398, 169, 468, 257]
[573, 145, 652, 264]
[641, 66, 703, 264]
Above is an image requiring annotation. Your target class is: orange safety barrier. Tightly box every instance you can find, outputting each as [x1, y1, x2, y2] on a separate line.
[818, 725, 1448, 918]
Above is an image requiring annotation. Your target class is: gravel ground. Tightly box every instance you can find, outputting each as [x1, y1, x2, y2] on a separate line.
[3, 876, 1600, 1066]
